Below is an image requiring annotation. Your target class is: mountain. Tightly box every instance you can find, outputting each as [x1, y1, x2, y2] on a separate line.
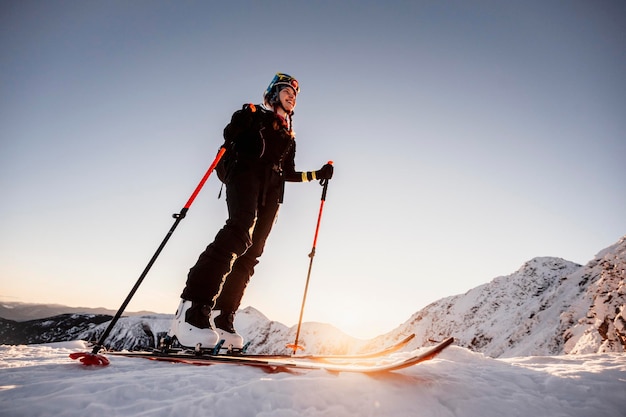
[0, 314, 113, 345]
[2, 235, 624, 357]
[0, 307, 359, 354]
[389, 235, 626, 357]
[59, 307, 360, 354]
[0, 302, 155, 322]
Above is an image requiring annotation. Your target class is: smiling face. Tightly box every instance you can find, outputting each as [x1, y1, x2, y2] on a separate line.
[278, 86, 297, 113]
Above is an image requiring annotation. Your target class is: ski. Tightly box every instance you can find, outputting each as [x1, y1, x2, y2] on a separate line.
[245, 333, 416, 361]
[151, 333, 415, 361]
[299, 333, 418, 359]
[71, 333, 416, 366]
[167, 333, 415, 359]
[106, 337, 454, 374]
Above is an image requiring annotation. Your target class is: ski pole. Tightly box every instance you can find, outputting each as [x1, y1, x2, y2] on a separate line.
[70, 147, 226, 365]
[287, 162, 333, 355]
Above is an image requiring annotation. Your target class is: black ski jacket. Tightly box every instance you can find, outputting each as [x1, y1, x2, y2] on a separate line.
[222, 103, 305, 203]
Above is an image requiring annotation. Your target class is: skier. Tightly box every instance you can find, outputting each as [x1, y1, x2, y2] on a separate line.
[169, 73, 334, 351]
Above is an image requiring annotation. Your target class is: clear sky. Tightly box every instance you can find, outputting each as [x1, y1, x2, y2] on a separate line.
[1, 1, 625, 339]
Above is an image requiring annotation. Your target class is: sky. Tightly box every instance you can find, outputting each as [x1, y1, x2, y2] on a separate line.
[1, 0, 625, 339]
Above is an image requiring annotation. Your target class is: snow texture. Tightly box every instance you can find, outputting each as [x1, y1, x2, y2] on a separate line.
[0, 340, 624, 417]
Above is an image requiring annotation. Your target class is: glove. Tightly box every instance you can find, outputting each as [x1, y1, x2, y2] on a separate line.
[315, 163, 334, 180]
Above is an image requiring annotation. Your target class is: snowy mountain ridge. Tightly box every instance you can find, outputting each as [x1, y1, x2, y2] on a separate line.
[67, 308, 363, 356]
[2, 235, 624, 357]
[391, 235, 626, 357]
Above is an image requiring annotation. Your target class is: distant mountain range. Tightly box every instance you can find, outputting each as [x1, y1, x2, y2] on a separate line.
[0, 303, 155, 322]
[1, 235, 624, 357]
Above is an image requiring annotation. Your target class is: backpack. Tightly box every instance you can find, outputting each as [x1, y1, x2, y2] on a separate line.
[215, 141, 235, 183]
[215, 103, 259, 184]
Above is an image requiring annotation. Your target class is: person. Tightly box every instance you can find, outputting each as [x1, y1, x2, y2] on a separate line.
[168, 73, 334, 351]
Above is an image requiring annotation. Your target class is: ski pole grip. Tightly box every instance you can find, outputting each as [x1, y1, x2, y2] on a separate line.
[319, 160, 332, 199]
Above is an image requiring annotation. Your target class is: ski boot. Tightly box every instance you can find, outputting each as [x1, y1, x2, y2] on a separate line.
[213, 310, 244, 353]
[168, 300, 219, 350]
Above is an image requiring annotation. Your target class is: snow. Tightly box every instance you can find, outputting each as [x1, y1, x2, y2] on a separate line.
[1, 237, 624, 416]
[1, 341, 625, 417]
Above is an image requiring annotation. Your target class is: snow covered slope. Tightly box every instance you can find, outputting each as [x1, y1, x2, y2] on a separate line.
[392, 235, 626, 357]
[1, 341, 624, 417]
[561, 237, 626, 354]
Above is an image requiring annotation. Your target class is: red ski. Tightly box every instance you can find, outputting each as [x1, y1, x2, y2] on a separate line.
[105, 337, 454, 374]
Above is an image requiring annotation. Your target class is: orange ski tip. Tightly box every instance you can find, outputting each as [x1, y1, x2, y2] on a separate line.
[249, 103, 256, 112]
[327, 160, 333, 165]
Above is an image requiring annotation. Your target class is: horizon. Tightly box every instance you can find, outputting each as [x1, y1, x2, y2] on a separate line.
[2, 234, 623, 340]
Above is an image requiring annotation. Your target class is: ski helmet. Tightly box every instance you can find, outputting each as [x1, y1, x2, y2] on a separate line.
[263, 73, 300, 105]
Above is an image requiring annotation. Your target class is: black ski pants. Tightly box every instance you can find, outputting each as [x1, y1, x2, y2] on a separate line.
[181, 166, 281, 313]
